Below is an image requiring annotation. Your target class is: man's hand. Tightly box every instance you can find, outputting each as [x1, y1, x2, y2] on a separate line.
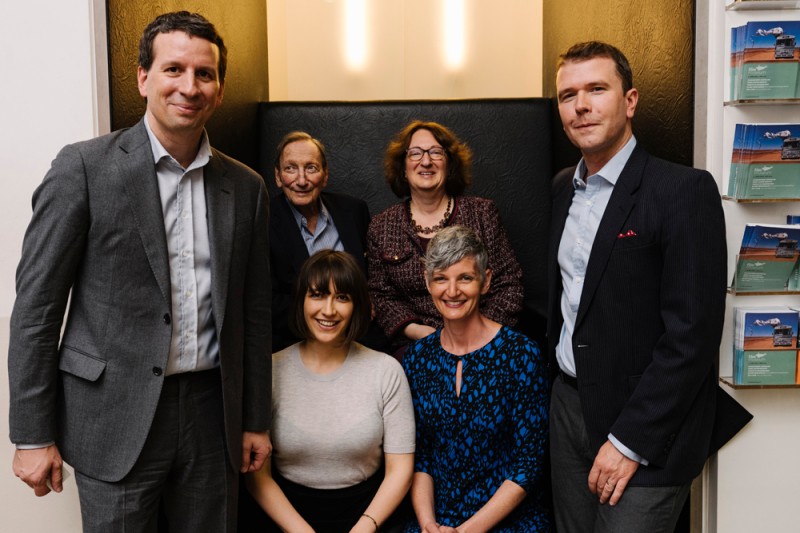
[241, 431, 271, 473]
[588, 440, 639, 506]
[12, 445, 64, 497]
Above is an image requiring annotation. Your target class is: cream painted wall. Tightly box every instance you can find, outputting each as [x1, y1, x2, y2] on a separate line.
[694, 2, 800, 532]
[267, 0, 543, 100]
[0, 0, 103, 529]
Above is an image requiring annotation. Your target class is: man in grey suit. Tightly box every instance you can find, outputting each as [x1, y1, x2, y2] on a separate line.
[8, 11, 271, 532]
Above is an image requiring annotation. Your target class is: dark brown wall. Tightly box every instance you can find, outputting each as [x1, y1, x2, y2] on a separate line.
[543, 0, 695, 171]
[107, 0, 268, 170]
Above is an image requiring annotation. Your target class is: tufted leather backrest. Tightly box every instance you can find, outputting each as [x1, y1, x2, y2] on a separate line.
[259, 98, 553, 340]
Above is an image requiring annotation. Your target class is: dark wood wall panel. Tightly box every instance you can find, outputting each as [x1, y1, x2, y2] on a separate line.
[107, 0, 268, 170]
[543, 0, 695, 171]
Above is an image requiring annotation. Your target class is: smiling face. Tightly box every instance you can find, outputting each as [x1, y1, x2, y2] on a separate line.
[303, 280, 354, 346]
[275, 139, 328, 216]
[556, 56, 638, 175]
[405, 129, 448, 196]
[426, 256, 491, 323]
[137, 30, 224, 148]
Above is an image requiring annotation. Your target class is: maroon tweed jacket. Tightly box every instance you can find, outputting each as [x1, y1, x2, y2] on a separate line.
[367, 196, 523, 338]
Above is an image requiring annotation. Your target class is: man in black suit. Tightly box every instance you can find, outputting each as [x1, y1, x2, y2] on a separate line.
[547, 41, 752, 532]
[269, 131, 379, 351]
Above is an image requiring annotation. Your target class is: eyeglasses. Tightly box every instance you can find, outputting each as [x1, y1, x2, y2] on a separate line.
[406, 147, 446, 161]
[281, 164, 322, 176]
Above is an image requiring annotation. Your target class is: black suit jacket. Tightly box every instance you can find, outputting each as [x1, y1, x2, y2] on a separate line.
[547, 145, 752, 486]
[270, 191, 370, 351]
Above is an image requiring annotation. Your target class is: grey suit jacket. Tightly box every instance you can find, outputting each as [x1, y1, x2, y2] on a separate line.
[8, 119, 271, 481]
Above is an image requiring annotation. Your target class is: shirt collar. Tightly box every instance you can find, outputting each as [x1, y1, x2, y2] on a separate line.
[143, 115, 212, 171]
[286, 195, 329, 229]
[572, 135, 637, 190]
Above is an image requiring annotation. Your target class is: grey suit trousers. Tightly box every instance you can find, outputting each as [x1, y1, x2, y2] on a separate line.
[74, 369, 237, 533]
[549, 376, 690, 533]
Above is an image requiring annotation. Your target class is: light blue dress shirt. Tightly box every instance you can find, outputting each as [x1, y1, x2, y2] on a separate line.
[287, 197, 344, 256]
[555, 136, 647, 464]
[145, 117, 219, 375]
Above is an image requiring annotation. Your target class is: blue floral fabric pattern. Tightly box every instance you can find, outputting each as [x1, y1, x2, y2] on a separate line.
[402, 326, 551, 532]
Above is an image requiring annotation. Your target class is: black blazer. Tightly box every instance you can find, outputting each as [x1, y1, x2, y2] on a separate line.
[546, 145, 752, 486]
[270, 191, 370, 351]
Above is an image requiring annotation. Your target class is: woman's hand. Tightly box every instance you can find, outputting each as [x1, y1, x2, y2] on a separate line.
[404, 323, 436, 340]
[421, 521, 450, 532]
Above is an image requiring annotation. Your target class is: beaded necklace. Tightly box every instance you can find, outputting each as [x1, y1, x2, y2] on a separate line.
[409, 196, 453, 234]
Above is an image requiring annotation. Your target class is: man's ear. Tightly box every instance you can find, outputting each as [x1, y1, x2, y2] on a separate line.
[625, 87, 639, 120]
[137, 66, 149, 98]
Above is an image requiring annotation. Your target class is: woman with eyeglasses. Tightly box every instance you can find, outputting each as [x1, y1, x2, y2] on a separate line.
[246, 250, 415, 533]
[367, 121, 523, 355]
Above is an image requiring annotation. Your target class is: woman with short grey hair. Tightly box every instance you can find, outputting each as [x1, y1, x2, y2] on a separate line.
[402, 226, 552, 532]
[422, 225, 489, 285]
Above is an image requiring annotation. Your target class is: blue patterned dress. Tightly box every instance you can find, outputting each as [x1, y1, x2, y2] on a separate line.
[402, 326, 551, 532]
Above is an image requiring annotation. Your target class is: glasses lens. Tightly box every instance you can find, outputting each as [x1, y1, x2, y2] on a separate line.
[429, 148, 445, 160]
[407, 149, 423, 161]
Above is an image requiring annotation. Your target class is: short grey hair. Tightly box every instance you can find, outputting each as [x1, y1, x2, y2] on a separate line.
[423, 225, 489, 283]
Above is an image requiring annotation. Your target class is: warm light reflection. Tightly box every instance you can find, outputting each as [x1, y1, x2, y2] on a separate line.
[345, 0, 367, 70]
[444, 0, 465, 70]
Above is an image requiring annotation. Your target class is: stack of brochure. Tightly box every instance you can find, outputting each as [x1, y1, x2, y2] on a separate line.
[733, 223, 800, 293]
[728, 123, 800, 200]
[733, 307, 799, 385]
[730, 20, 800, 101]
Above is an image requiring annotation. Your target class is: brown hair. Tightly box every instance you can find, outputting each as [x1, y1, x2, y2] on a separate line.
[384, 121, 473, 198]
[139, 11, 228, 83]
[557, 41, 633, 94]
[289, 250, 371, 344]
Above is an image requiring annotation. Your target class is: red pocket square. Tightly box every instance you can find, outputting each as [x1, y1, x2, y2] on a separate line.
[617, 229, 637, 239]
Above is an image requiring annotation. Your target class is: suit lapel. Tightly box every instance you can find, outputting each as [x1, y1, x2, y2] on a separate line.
[575, 147, 647, 329]
[324, 194, 359, 255]
[119, 121, 171, 304]
[274, 194, 311, 273]
[205, 151, 235, 331]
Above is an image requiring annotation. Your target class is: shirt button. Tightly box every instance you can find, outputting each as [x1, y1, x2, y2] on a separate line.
[162, 313, 171, 325]
[152, 367, 163, 376]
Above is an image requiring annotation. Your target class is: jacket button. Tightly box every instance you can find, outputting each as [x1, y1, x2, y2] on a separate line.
[152, 367, 163, 376]
[163, 313, 171, 325]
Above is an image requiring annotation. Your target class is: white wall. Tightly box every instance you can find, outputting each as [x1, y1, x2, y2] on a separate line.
[695, 1, 800, 532]
[0, 0, 102, 529]
[267, 0, 543, 100]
